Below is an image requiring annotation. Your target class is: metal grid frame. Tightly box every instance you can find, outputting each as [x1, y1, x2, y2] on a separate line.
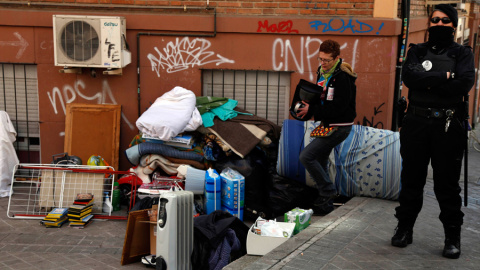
[7, 164, 136, 220]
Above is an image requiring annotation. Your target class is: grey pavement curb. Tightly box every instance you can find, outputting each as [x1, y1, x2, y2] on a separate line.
[224, 196, 371, 270]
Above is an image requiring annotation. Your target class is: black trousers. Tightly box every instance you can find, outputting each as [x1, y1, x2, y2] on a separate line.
[395, 113, 465, 228]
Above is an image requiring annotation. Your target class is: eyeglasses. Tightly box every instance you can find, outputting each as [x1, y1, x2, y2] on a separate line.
[430, 17, 451, 24]
[317, 57, 334, 63]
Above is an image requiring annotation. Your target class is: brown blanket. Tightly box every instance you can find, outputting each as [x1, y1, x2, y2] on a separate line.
[208, 109, 281, 158]
[229, 108, 281, 139]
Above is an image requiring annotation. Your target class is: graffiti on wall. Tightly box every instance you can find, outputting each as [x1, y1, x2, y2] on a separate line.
[257, 20, 299, 34]
[0, 32, 29, 59]
[104, 38, 120, 63]
[272, 36, 388, 128]
[147, 37, 234, 77]
[272, 36, 358, 81]
[47, 79, 135, 131]
[357, 103, 385, 128]
[309, 18, 384, 35]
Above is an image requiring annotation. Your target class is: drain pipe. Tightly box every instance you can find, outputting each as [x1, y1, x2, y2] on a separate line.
[136, 7, 217, 118]
[391, 0, 411, 131]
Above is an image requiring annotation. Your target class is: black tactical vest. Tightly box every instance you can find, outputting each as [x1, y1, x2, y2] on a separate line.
[409, 47, 463, 107]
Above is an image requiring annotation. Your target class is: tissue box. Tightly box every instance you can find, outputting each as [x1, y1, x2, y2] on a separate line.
[284, 208, 313, 235]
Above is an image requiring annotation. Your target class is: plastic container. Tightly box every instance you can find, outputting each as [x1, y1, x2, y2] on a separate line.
[220, 168, 245, 209]
[204, 169, 221, 214]
[103, 192, 112, 213]
[284, 208, 313, 235]
[112, 181, 121, 211]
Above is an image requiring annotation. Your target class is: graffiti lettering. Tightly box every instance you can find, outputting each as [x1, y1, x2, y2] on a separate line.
[147, 37, 234, 77]
[0, 32, 29, 59]
[272, 37, 358, 81]
[357, 103, 385, 128]
[105, 38, 120, 63]
[309, 19, 383, 34]
[257, 20, 299, 34]
[47, 79, 135, 130]
[40, 40, 53, 50]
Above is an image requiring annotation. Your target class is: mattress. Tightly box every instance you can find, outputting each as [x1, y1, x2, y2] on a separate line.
[277, 120, 401, 200]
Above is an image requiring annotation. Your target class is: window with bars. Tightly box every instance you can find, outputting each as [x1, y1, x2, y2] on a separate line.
[0, 63, 40, 162]
[202, 70, 291, 126]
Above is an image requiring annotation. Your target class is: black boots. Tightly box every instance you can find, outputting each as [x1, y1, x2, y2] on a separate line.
[391, 218, 461, 259]
[391, 216, 414, 248]
[391, 226, 413, 247]
[312, 195, 335, 216]
[442, 226, 461, 259]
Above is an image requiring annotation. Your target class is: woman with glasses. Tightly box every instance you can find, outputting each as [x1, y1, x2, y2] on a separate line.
[392, 4, 474, 259]
[295, 39, 357, 215]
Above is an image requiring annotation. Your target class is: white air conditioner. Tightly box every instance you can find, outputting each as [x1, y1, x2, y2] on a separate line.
[53, 15, 131, 68]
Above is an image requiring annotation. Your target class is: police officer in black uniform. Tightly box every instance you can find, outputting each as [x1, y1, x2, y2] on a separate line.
[392, 4, 475, 259]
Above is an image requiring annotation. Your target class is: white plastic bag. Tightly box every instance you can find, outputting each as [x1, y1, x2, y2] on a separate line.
[261, 220, 291, 238]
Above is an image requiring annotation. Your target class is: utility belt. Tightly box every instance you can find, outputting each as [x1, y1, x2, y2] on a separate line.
[407, 105, 456, 119]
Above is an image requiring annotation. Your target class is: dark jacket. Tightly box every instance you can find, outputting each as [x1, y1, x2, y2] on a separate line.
[312, 58, 357, 126]
[192, 210, 248, 270]
[402, 42, 475, 109]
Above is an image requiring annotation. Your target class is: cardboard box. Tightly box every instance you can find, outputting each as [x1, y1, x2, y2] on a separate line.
[150, 223, 156, 255]
[246, 222, 295, 256]
[121, 209, 150, 265]
[148, 205, 158, 255]
[140, 205, 159, 256]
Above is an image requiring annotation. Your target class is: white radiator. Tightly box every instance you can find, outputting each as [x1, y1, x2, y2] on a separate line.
[156, 190, 194, 270]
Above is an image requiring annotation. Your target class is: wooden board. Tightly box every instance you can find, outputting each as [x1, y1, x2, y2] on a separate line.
[121, 209, 151, 265]
[64, 103, 121, 170]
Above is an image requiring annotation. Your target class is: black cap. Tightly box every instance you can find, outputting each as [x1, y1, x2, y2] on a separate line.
[434, 4, 458, 27]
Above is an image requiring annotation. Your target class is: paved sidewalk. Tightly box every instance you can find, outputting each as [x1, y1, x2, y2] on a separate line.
[226, 195, 480, 270]
[226, 126, 480, 270]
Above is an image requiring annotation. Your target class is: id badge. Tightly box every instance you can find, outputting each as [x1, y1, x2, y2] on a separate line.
[326, 87, 334, 100]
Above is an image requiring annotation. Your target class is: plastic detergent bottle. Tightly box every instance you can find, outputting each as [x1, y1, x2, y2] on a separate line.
[112, 181, 120, 211]
[103, 192, 113, 213]
[204, 168, 221, 214]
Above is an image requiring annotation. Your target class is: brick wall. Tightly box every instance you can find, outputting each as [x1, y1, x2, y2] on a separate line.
[397, 0, 428, 18]
[410, 0, 427, 17]
[0, 0, 376, 16]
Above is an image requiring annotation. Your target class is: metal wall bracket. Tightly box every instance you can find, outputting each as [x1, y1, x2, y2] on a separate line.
[59, 67, 82, 74]
[103, 68, 123, 75]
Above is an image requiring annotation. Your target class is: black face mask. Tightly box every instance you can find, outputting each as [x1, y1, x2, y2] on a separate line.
[428, 25, 454, 50]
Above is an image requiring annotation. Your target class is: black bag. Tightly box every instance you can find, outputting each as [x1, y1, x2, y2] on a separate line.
[289, 79, 323, 121]
[268, 174, 319, 217]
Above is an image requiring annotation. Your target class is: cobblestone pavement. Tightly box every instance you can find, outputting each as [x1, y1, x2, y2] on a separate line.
[0, 201, 146, 270]
[1, 126, 479, 269]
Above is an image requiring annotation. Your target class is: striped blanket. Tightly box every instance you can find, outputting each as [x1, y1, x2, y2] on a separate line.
[277, 120, 401, 200]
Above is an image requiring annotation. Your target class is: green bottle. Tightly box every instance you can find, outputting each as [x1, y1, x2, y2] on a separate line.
[112, 181, 121, 211]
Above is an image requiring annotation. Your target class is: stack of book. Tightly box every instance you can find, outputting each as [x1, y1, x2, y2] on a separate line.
[68, 193, 94, 229]
[41, 207, 69, 228]
[142, 133, 194, 149]
[73, 193, 94, 205]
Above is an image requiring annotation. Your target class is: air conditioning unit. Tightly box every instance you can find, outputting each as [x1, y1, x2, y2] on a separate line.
[53, 15, 131, 69]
